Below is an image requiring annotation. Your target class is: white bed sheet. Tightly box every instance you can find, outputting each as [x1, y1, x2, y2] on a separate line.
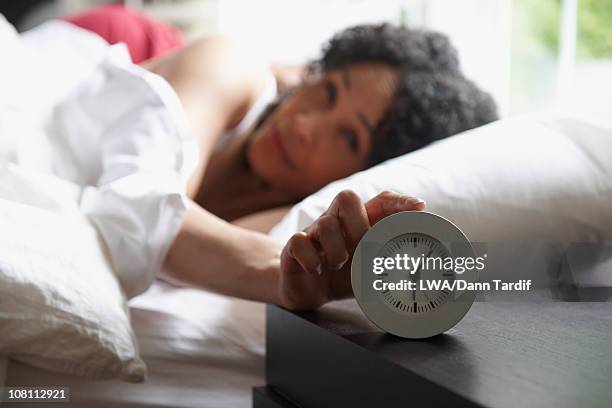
[4, 281, 266, 407]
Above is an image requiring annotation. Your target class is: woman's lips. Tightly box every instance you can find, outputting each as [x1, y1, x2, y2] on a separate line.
[272, 126, 296, 169]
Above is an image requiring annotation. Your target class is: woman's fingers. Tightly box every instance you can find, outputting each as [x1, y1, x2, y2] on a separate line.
[285, 231, 321, 274]
[297, 190, 425, 275]
[315, 215, 349, 270]
[325, 189, 370, 246]
[365, 191, 426, 226]
[303, 189, 368, 272]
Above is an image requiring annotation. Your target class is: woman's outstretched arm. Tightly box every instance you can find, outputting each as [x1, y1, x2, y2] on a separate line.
[161, 201, 285, 305]
[162, 191, 425, 310]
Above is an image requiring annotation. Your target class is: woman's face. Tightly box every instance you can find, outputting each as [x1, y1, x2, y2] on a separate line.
[246, 63, 398, 197]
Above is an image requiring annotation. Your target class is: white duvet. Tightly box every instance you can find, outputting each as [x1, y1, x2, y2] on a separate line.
[0, 17, 197, 298]
[0, 15, 202, 383]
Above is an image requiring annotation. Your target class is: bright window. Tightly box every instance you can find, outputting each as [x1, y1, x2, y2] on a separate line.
[137, 0, 611, 120]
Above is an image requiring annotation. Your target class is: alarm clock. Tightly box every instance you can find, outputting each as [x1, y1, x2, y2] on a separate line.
[351, 211, 478, 339]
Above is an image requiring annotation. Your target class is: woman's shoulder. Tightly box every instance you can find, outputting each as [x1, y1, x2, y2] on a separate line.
[144, 34, 274, 132]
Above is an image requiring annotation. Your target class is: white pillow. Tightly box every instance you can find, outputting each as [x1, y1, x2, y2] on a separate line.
[270, 116, 612, 291]
[0, 165, 146, 381]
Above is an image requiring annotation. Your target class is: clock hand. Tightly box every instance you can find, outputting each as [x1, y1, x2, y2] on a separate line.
[410, 247, 434, 304]
[414, 248, 434, 279]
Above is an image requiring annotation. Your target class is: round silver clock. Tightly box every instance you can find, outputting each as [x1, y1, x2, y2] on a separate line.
[351, 211, 478, 339]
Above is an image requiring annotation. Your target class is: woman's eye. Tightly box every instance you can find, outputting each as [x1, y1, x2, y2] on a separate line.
[341, 128, 359, 152]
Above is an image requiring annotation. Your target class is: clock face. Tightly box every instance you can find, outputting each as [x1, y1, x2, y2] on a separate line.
[351, 211, 478, 339]
[377, 233, 454, 316]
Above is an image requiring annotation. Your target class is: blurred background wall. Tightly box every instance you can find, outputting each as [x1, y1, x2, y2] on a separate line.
[1, 0, 610, 121]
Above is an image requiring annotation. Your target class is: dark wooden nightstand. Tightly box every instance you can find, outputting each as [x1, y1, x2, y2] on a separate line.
[254, 300, 612, 408]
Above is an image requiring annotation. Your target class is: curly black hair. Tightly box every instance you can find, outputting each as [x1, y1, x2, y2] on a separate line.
[307, 24, 498, 167]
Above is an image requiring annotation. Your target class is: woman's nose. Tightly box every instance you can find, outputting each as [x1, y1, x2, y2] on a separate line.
[293, 114, 316, 147]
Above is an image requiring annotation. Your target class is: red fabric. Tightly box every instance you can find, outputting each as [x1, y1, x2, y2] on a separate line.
[64, 4, 185, 63]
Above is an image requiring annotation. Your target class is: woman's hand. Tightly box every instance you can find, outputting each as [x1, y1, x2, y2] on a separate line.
[278, 190, 426, 310]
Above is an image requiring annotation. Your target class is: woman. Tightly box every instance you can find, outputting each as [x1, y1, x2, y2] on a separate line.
[148, 30, 498, 310]
[63, 7, 498, 309]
